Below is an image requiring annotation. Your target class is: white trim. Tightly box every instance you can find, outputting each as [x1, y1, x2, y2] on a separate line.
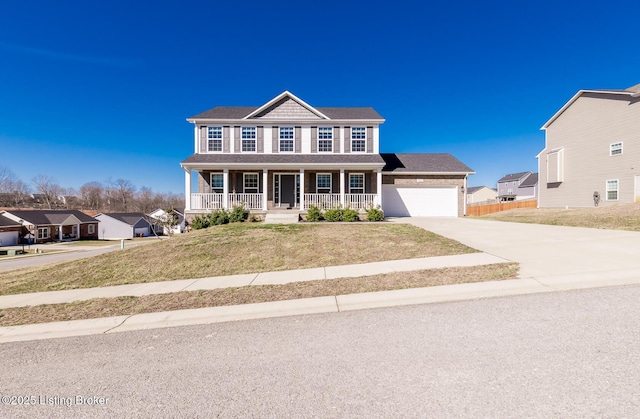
[610, 141, 623, 156]
[210, 172, 224, 193]
[241, 127, 257, 153]
[606, 179, 619, 201]
[207, 126, 223, 153]
[243, 173, 259, 193]
[350, 127, 367, 153]
[316, 172, 332, 193]
[278, 126, 295, 153]
[349, 173, 365, 194]
[243, 91, 330, 120]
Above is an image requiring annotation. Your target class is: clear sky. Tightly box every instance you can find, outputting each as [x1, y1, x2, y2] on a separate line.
[1, 0, 639, 195]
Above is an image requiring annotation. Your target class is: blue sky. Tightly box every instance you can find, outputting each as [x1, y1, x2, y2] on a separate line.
[1, 0, 639, 195]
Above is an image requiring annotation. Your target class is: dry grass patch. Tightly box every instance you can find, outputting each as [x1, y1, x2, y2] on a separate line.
[0, 223, 476, 295]
[0, 263, 518, 327]
[476, 203, 640, 231]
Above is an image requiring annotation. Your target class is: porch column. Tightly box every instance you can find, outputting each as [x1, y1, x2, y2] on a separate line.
[184, 168, 192, 211]
[58, 226, 63, 241]
[262, 169, 268, 211]
[376, 169, 382, 208]
[299, 169, 305, 210]
[340, 169, 345, 207]
[223, 169, 229, 209]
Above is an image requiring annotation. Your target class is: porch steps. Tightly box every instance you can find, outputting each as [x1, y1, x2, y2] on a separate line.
[264, 213, 300, 224]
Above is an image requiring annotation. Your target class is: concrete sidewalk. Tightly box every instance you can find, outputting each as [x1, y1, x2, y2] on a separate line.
[0, 252, 507, 309]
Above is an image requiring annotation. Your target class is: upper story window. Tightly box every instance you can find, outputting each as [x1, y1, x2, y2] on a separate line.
[207, 126, 222, 152]
[606, 179, 619, 200]
[351, 127, 366, 152]
[210, 173, 224, 193]
[241, 127, 256, 152]
[318, 127, 333, 152]
[279, 127, 294, 152]
[349, 173, 364, 194]
[610, 142, 623, 156]
[316, 173, 332, 193]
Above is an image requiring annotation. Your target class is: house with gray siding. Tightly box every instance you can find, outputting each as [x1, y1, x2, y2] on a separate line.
[497, 172, 538, 201]
[539, 83, 640, 207]
[94, 213, 151, 240]
[180, 91, 474, 218]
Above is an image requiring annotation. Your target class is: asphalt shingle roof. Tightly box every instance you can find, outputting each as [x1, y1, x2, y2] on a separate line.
[497, 171, 531, 183]
[100, 213, 148, 226]
[189, 106, 383, 120]
[3, 210, 96, 225]
[520, 173, 539, 187]
[380, 153, 474, 173]
[0, 214, 20, 227]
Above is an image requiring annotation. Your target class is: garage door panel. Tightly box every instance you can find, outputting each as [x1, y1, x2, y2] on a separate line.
[0, 231, 19, 246]
[382, 185, 457, 217]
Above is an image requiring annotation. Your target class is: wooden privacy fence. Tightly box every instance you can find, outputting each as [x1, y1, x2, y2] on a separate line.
[467, 199, 538, 216]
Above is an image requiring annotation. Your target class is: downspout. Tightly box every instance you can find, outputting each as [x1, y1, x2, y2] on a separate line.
[463, 175, 468, 216]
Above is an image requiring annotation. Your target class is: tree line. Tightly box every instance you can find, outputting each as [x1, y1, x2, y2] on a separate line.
[0, 166, 184, 213]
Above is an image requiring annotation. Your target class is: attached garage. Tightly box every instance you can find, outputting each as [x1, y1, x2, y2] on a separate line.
[382, 185, 458, 217]
[0, 231, 19, 247]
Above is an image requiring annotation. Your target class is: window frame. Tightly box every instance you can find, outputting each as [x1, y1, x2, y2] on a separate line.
[316, 173, 332, 194]
[88, 224, 95, 235]
[610, 142, 623, 156]
[207, 126, 223, 152]
[349, 173, 365, 194]
[210, 173, 224, 193]
[241, 127, 257, 152]
[279, 127, 294, 153]
[37, 227, 49, 239]
[606, 179, 619, 201]
[351, 127, 366, 153]
[318, 127, 333, 153]
[243, 173, 259, 193]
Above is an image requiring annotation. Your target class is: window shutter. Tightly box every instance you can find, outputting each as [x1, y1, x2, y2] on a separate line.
[257, 126, 264, 153]
[223, 126, 230, 153]
[344, 126, 351, 153]
[295, 127, 301, 153]
[234, 127, 241, 152]
[309, 173, 316, 193]
[236, 172, 243, 193]
[200, 126, 208, 153]
[366, 127, 373, 153]
[311, 127, 317, 153]
[334, 126, 340, 153]
[272, 126, 278, 153]
[332, 172, 339, 193]
[547, 149, 564, 183]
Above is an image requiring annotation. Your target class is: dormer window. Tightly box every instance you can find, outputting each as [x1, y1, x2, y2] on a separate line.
[318, 127, 333, 152]
[351, 127, 366, 152]
[207, 127, 222, 152]
[279, 127, 294, 152]
[241, 127, 256, 152]
[610, 142, 623, 156]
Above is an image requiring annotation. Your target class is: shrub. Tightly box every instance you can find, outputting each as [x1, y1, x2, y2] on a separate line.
[190, 215, 209, 230]
[306, 205, 323, 222]
[366, 205, 385, 222]
[209, 209, 230, 226]
[229, 205, 249, 223]
[324, 208, 343, 222]
[342, 208, 360, 222]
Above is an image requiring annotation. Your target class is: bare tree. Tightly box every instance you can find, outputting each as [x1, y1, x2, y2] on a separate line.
[0, 166, 16, 193]
[8, 180, 30, 208]
[106, 178, 135, 212]
[32, 174, 63, 209]
[79, 181, 105, 210]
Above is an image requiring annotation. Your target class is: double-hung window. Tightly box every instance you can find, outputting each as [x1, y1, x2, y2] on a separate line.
[351, 127, 366, 152]
[349, 173, 364, 194]
[318, 127, 333, 152]
[210, 173, 224, 193]
[88, 224, 95, 235]
[244, 173, 259, 193]
[208, 126, 222, 152]
[241, 127, 256, 152]
[37, 227, 49, 239]
[606, 179, 619, 201]
[279, 127, 294, 152]
[316, 173, 332, 194]
[610, 142, 623, 156]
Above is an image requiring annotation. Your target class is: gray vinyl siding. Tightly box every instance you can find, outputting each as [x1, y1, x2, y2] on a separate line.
[540, 93, 640, 207]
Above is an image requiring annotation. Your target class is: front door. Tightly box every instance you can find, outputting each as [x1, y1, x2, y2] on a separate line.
[280, 175, 296, 208]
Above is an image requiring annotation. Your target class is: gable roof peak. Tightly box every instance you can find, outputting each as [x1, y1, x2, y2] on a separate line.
[244, 91, 329, 120]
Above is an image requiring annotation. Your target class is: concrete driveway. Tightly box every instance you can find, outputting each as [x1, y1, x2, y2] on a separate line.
[395, 217, 640, 279]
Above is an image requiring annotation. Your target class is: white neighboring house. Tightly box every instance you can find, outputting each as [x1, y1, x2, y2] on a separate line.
[94, 213, 152, 240]
[148, 208, 185, 235]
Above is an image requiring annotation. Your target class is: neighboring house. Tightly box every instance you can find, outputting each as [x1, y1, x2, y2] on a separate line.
[539, 83, 640, 207]
[0, 209, 99, 244]
[180, 91, 474, 218]
[0, 214, 21, 247]
[148, 208, 185, 235]
[94, 213, 152, 240]
[497, 172, 538, 201]
[466, 186, 497, 205]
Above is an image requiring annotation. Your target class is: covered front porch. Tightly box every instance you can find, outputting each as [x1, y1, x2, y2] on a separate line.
[184, 168, 383, 212]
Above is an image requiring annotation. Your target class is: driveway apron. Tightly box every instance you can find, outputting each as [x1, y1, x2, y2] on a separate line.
[395, 217, 640, 279]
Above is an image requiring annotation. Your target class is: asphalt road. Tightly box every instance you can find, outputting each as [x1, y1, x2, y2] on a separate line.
[1, 285, 639, 418]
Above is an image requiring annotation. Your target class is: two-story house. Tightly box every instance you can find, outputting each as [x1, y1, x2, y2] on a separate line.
[180, 91, 474, 218]
[538, 83, 640, 208]
[496, 171, 538, 202]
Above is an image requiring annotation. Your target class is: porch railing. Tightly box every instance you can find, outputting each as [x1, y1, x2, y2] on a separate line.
[345, 193, 377, 210]
[304, 193, 341, 209]
[191, 193, 224, 210]
[228, 193, 263, 210]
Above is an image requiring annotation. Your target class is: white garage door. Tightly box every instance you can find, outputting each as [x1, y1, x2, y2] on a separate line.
[382, 185, 458, 217]
[0, 231, 19, 247]
[134, 227, 149, 237]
